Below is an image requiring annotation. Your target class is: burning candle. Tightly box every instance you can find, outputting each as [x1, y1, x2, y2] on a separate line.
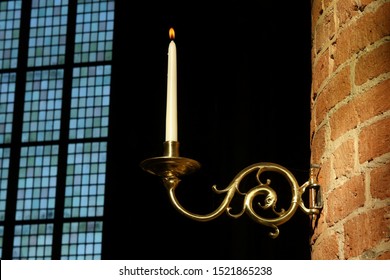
[165, 27, 178, 142]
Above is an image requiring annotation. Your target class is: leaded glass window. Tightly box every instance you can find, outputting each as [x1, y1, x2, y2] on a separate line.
[70, 66, 111, 139]
[13, 223, 54, 259]
[64, 142, 106, 218]
[16, 145, 59, 221]
[28, 0, 69, 67]
[0, 73, 16, 144]
[0, 1, 22, 69]
[0, 148, 11, 221]
[22, 70, 64, 142]
[74, 0, 114, 63]
[61, 221, 102, 260]
[0, 0, 115, 260]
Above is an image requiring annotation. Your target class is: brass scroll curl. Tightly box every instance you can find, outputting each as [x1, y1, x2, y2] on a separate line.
[162, 162, 311, 238]
[140, 142, 322, 238]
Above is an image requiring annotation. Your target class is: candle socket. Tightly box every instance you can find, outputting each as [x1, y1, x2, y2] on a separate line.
[163, 141, 179, 157]
[140, 141, 200, 178]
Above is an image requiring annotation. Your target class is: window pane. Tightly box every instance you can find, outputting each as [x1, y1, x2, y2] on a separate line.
[28, 0, 69, 67]
[13, 223, 53, 259]
[0, 148, 11, 222]
[69, 66, 111, 139]
[0, 72, 16, 144]
[61, 221, 102, 260]
[74, 0, 114, 63]
[16, 145, 59, 221]
[22, 70, 64, 142]
[1, 0, 114, 260]
[0, 1, 22, 69]
[64, 142, 106, 218]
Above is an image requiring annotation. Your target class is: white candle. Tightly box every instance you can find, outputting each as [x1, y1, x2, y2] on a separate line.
[165, 28, 178, 142]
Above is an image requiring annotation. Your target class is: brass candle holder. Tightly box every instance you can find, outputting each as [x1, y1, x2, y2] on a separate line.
[140, 141, 322, 238]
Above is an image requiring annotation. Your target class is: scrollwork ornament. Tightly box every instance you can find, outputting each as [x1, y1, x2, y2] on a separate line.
[140, 141, 322, 238]
[162, 163, 303, 238]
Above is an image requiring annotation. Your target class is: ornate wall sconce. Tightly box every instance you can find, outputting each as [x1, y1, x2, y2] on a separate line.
[140, 141, 323, 238]
[141, 28, 322, 238]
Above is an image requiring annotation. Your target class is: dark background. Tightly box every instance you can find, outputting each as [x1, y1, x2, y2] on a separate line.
[104, 1, 313, 259]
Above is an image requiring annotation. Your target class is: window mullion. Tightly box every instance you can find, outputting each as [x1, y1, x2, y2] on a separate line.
[51, 0, 78, 260]
[1, 0, 33, 260]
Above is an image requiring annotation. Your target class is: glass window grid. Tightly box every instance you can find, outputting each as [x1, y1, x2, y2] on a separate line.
[61, 221, 103, 259]
[0, 1, 22, 69]
[74, 0, 114, 63]
[28, 0, 69, 67]
[69, 65, 111, 139]
[64, 142, 107, 218]
[0, 148, 11, 222]
[0, 72, 16, 144]
[16, 145, 59, 221]
[12, 223, 53, 259]
[0, 225, 3, 258]
[22, 69, 64, 142]
[0, 0, 115, 260]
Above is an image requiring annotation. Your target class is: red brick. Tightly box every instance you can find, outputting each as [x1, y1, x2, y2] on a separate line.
[355, 42, 390, 85]
[318, 159, 332, 194]
[333, 138, 356, 179]
[312, 49, 330, 96]
[311, 0, 323, 35]
[376, 250, 390, 260]
[315, 8, 336, 54]
[311, 232, 340, 259]
[329, 99, 359, 141]
[310, 114, 316, 140]
[354, 79, 390, 123]
[310, 0, 390, 261]
[329, 79, 390, 141]
[336, 0, 361, 27]
[360, 0, 375, 10]
[311, 211, 327, 245]
[327, 175, 365, 225]
[333, 2, 390, 68]
[311, 124, 326, 165]
[370, 162, 390, 200]
[359, 117, 390, 163]
[315, 66, 351, 126]
[323, 0, 333, 12]
[344, 206, 390, 259]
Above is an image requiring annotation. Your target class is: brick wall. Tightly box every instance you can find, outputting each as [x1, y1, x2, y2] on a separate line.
[310, 0, 390, 259]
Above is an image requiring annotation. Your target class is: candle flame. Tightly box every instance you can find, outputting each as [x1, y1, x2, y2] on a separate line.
[169, 28, 175, 40]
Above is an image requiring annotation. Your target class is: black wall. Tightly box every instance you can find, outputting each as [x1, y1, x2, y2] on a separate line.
[104, 1, 313, 259]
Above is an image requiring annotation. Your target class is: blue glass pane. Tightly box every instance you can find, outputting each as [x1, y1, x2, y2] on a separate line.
[0, 72, 16, 144]
[0, 1, 22, 69]
[28, 0, 68, 67]
[16, 145, 59, 221]
[61, 221, 103, 260]
[69, 66, 111, 139]
[0, 148, 11, 222]
[74, 0, 114, 63]
[12, 223, 53, 259]
[22, 70, 63, 142]
[64, 142, 106, 218]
